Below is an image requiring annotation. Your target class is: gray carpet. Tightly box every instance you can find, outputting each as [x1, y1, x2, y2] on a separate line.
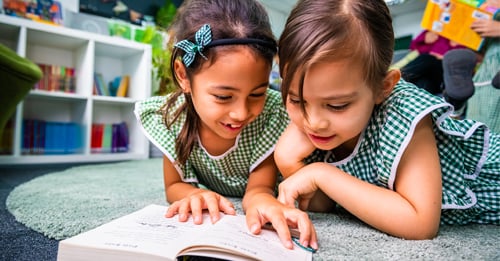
[6, 159, 500, 260]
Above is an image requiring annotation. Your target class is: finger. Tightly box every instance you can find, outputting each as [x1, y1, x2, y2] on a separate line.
[268, 214, 294, 249]
[277, 192, 296, 208]
[219, 197, 236, 215]
[190, 195, 203, 224]
[245, 207, 263, 235]
[177, 199, 191, 222]
[165, 203, 179, 218]
[204, 195, 221, 223]
[278, 185, 297, 208]
[295, 210, 318, 250]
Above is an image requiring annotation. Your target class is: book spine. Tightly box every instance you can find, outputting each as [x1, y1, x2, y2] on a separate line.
[102, 124, 112, 153]
[116, 75, 130, 97]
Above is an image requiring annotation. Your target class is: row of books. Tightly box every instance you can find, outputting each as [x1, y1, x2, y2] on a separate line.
[36, 63, 76, 93]
[93, 73, 130, 97]
[22, 119, 83, 155]
[91, 122, 129, 153]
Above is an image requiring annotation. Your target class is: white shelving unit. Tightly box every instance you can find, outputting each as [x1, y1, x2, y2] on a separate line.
[0, 15, 152, 165]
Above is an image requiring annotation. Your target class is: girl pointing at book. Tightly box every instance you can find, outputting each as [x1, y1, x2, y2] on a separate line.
[274, 0, 500, 240]
[135, 0, 317, 250]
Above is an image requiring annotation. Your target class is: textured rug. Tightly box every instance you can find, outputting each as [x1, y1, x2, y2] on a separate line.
[6, 159, 500, 260]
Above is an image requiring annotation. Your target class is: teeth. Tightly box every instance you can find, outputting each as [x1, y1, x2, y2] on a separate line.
[227, 124, 242, 128]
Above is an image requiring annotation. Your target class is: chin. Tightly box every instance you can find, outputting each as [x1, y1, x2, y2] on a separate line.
[310, 140, 336, 151]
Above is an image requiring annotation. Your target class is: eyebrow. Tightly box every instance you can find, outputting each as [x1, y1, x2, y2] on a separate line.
[210, 82, 270, 91]
[288, 90, 357, 100]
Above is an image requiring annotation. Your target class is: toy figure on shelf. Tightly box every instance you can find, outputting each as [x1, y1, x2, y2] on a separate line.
[3, 0, 63, 25]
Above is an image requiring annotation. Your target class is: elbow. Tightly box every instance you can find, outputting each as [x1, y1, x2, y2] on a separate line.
[399, 222, 440, 240]
[404, 228, 438, 240]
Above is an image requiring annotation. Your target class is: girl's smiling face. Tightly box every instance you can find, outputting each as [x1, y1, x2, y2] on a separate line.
[286, 61, 383, 154]
[178, 46, 271, 149]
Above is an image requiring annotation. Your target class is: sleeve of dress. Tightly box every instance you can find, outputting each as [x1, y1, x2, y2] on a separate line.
[375, 80, 454, 189]
[134, 96, 196, 181]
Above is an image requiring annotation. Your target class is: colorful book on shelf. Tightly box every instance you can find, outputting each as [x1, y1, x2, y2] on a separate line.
[116, 75, 130, 97]
[57, 204, 312, 261]
[91, 122, 129, 153]
[36, 63, 75, 93]
[91, 123, 104, 153]
[421, 0, 499, 51]
[21, 119, 82, 155]
[101, 124, 113, 153]
[94, 73, 109, 96]
[117, 122, 129, 152]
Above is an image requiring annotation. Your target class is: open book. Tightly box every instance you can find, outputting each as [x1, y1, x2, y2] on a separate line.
[57, 204, 312, 261]
[421, 0, 498, 50]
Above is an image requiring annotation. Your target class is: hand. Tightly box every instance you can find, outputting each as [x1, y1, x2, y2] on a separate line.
[275, 123, 316, 176]
[471, 19, 500, 38]
[165, 189, 236, 224]
[424, 31, 439, 44]
[277, 164, 321, 210]
[244, 195, 318, 251]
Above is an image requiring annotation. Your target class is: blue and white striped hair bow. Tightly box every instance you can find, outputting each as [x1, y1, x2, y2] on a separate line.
[174, 24, 212, 67]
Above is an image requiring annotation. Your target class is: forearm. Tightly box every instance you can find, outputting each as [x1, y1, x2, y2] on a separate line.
[274, 147, 306, 178]
[274, 123, 315, 178]
[308, 163, 440, 239]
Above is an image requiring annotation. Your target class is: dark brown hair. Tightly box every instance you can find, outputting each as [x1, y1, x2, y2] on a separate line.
[278, 0, 394, 106]
[161, 0, 277, 165]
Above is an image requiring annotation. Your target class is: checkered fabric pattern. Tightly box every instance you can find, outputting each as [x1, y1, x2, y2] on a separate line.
[134, 89, 289, 197]
[306, 80, 499, 225]
[468, 38, 500, 133]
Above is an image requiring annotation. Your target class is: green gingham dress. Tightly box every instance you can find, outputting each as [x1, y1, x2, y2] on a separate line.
[306, 80, 500, 225]
[134, 89, 289, 197]
[467, 37, 500, 133]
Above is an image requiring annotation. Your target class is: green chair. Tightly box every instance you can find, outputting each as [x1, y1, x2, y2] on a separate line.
[0, 43, 42, 143]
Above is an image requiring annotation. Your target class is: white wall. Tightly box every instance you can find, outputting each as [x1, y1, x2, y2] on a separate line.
[392, 9, 426, 39]
[65, 0, 79, 13]
[263, 6, 288, 38]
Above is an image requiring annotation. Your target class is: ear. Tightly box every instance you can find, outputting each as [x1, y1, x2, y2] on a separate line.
[174, 60, 191, 93]
[375, 69, 400, 104]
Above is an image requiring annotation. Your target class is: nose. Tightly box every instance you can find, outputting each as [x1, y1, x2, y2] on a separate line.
[304, 108, 328, 131]
[228, 101, 249, 121]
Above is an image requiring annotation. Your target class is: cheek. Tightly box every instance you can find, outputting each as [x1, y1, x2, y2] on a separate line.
[249, 98, 266, 118]
[286, 104, 304, 126]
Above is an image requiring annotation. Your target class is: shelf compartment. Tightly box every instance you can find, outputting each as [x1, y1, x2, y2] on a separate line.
[0, 22, 21, 50]
[94, 41, 151, 100]
[25, 28, 91, 96]
[92, 100, 146, 156]
[21, 96, 88, 156]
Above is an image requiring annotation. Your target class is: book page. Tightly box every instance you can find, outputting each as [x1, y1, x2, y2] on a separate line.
[176, 214, 312, 260]
[58, 204, 204, 260]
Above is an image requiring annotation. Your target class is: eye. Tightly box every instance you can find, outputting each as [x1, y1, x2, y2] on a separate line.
[288, 96, 300, 105]
[213, 94, 231, 101]
[327, 103, 349, 111]
[250, 92, 266, 98]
